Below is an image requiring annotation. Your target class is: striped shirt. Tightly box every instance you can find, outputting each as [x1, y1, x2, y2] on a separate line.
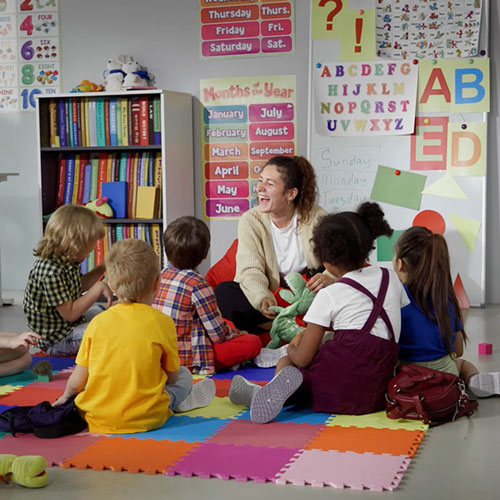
[152, 265, 239, 374]
[23, 255, 85, 348]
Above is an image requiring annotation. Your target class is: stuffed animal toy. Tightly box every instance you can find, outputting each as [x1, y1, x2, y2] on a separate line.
[267, 272, 316, 349]
[122, 60, 153, 88]
[103, 57, 126, 91]
[32, 360, 52, 382]
[0, 454, 48, 488]
[70, 79, 104, 93]
[85, 197, 114, 218]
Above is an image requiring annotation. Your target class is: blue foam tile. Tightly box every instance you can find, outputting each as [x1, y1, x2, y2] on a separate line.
[210, 366, 275, 382]
[30, 355, 76, 371]
[0, 404, 16, 412]
[110, 416, 231, 443]
[0, 370, 36, 386]
[234, 407, 331, 425]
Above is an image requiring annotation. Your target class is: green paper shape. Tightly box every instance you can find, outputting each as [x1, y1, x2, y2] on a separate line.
[377, 230, 405, 262]
[371, 165, 427, 210]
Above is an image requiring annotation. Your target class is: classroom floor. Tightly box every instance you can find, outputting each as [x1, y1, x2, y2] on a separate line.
[1, 295, 500, 499]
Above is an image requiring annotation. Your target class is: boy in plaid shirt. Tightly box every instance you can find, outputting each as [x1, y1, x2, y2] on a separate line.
[153, 216, 261, 374]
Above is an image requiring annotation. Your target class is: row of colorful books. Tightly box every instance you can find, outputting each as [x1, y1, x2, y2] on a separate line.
[48, 94, 162, 148]
[57, 151, 162, 219]
[81, 223, 163, 273]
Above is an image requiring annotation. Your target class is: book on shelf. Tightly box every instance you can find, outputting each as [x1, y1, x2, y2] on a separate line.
[120, 99, 129, 146]
[74, 98, 81, 147]
[136, 186, 160, 219]
[139, 96, 149, 146]
[109, 97, 117, 147]
[67, 97, 74, 147]
[102, 181, 127, 218]
[104, 98, 111, 146]
[96, 97, 105, 146]
[63, 154, 75, 205]
[49, 100, 58, 147]
[151, 224, 162, 265]
[71, 155, 80, 204]
[90, 157, 99, 201]
[115, 98, 122, 146]
[75, 154, 87, 205]
[131, 97, 141, 146]
[153, 96, 161, 145]
[82, 98, 89, 147]
[88, 99, 97, 147]
[56, 157, 66, 207]
[82, 163, 92, 204]
[57, 100, 67, 147]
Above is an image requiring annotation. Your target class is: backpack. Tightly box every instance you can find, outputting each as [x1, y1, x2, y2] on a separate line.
[385, 364, 478, 426]
[0, 398, 87, 438]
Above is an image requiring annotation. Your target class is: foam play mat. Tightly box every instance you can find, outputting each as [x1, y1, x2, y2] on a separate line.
[0, 355, 428, 491]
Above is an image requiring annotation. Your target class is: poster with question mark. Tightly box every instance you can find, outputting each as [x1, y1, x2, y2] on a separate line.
[311, 0, 375, 61]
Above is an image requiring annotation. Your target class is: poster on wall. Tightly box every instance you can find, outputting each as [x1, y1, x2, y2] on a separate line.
[200, 75, 297, 220]
[0, 0, 61, 112]
[199, 0, 294, 58]
[313, 60, 418, 136]
[376, 0, 483, 60]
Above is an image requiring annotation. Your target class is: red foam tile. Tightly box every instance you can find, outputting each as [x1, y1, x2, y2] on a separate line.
[0, 386, 63, 406]
[212, 378, 265, 398]
[306, 426, 424, 458]
[0, 434, 102, 466]
[63, 437, 198, 474]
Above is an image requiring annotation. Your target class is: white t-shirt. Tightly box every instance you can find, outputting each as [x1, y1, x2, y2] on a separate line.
[270, 211, 306, 275]
[304, 266, 409, 341]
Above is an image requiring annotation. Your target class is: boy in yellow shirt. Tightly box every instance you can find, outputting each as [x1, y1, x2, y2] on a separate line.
[54, 239, 215, 434]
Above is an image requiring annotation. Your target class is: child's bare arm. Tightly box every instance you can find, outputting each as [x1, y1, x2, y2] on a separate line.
[0, 331, 41, 349]
[287, 322, 325, 368]
[56, 281, 113, 322]
[53, 365, 88, 405]
[81, 264, 106, 291]
[453, 331, 465, 358]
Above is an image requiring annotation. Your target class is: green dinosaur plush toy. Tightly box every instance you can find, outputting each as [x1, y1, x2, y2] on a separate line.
[267, 272, 316, 349]
[0, 454, 48, 488]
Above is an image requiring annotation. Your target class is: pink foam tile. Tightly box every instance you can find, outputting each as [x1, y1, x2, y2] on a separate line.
[0, 433, 103, 467]
[209, 419, 324, 449]
[30, 369, 73, 390]
[275, 449, 411, 491]
[166, 442, 301, 483]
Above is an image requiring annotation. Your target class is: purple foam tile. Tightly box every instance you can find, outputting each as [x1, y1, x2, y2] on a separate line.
[209, 420, 323, 449]
[30, 355, 76, 371]
[210, 367, 275, 382]
[275, 449, 410, 491]
[0, 433, 103, 466]
[166, 442, 300, 483]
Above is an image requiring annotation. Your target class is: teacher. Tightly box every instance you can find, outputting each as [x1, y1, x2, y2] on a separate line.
[215, 155, 334, 333]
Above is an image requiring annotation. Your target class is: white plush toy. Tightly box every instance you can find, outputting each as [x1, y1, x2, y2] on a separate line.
[122, 60, 150, 88]
[103, 57, 126, 91]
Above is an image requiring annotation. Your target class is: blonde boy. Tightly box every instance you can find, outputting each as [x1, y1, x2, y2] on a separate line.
[55, 239, 215, 434]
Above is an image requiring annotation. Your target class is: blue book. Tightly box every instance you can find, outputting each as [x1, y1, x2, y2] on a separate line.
[67, 98, 74, 147]
[57, 100, 67, 147]
[63, 154, 75, 204]
[116, 99, 122, 146]
[101, 181, 127, 218]
[146, 153, 153, 185]
[95, 98, 106, 147]
[82, 163, 92, 204]
[80, 258, 87, 275]
[109, 98, 117, 146]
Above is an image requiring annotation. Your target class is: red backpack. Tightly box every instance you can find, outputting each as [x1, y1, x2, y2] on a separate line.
[385, 364, 478, 426]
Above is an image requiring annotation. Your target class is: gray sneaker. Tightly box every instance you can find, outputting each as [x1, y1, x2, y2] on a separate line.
[253, 345, 288, 368]
[175, 378, 216, 412]
[250, 366, 303, 424]
[229, 375, 260, 406]
[468, 372, 500, 397]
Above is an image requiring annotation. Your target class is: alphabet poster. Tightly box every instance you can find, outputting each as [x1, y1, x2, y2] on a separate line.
[309, 0, 489, 305]
[199, 0, 295, 58]
[200, 74, 296, 219]
[0, 0, 61, 112]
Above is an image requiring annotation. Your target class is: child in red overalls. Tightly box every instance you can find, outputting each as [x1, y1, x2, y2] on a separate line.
[230, 202, 409, 423]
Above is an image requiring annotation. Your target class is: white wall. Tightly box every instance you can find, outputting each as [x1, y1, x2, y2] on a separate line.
[1, 0, 499, 303]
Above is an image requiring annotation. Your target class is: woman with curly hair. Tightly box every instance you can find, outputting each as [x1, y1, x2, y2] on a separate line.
[215, 155, 333, 334]
[229, 202, 410, 423]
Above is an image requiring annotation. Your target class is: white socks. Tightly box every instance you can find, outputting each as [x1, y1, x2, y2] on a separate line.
[468, 372, 500, 398]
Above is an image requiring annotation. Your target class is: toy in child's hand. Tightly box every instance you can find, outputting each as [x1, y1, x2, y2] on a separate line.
[0, 454, 48, 488]
[32, 360, 52, 382]
[85, 197, 114, 218]
[267, 272, 316, 349]
[70, 79, 104, 93]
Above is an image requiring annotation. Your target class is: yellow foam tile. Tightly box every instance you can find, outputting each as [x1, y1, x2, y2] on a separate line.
[326, 410, 429, 431]
[179, 396, 246, 419]
[0, 385, 22, 396]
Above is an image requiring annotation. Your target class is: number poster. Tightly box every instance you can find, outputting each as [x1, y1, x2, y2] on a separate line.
[201, 75, 296, 219]
[0, 0, 61, 112]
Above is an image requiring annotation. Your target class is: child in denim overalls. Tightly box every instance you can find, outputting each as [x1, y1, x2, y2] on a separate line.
[230, 202, 409, 423]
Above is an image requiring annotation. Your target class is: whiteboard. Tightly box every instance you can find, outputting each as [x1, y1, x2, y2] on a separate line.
[308, 0, 489, 306]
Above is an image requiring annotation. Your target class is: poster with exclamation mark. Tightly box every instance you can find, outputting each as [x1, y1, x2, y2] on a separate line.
[311, 0, 375, 61]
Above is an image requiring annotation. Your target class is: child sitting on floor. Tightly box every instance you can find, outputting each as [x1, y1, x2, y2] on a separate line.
[24, 204, 113, 356]
[0, 331, 41, 377]
[153, 216, 262, 374]
[54, 239, 216, 433]
[230, 202, 409, 423]
[394, 226, 499, 397]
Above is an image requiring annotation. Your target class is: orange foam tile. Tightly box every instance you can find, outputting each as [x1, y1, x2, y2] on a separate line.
[62, 437, 199, 474]
[305, 426, 425, 458]
[0, 386, 63, 406]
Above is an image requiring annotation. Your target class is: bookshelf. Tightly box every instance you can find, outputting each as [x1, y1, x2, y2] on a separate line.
[35, 90, 194, 269]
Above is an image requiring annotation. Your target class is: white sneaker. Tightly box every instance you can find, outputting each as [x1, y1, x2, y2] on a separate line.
[229, 375, 260, 406]
[468, 372, 500, 398]
[253, 345, 288, 368]
[174, 378, 216, 412]
[250, 366, 303, 424]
